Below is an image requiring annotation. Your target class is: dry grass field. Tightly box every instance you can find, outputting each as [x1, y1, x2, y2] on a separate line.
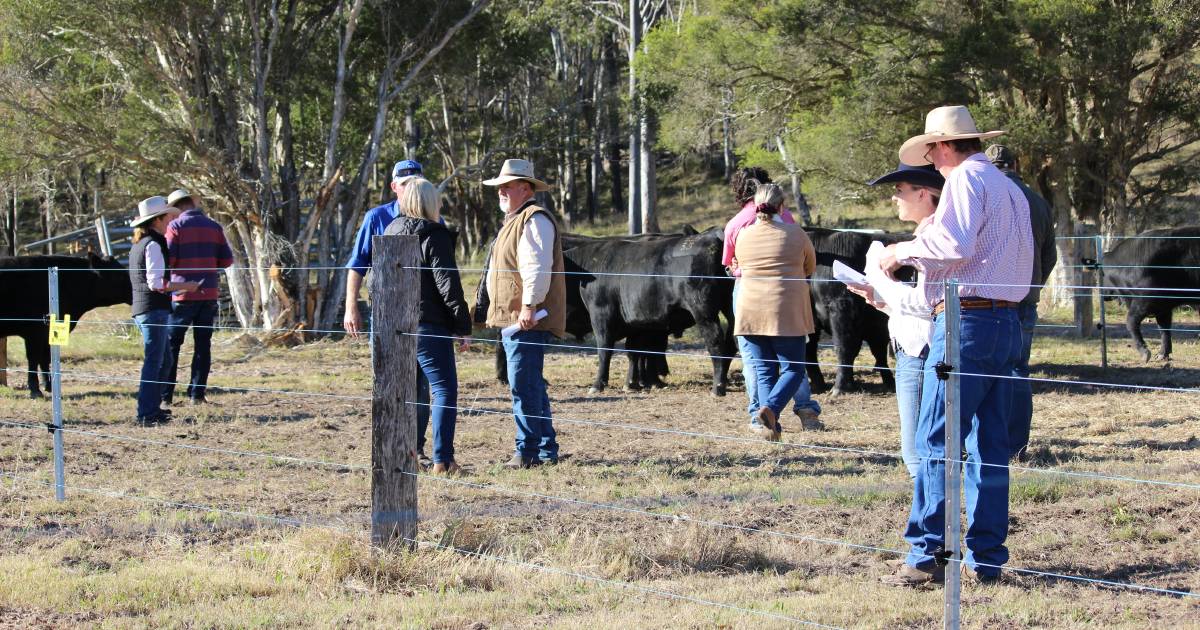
[1, 299, 1199, 629]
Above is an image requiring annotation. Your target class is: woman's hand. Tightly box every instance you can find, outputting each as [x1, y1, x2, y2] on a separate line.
[456, 337, 471, 352]
[847, 283, 887, 311]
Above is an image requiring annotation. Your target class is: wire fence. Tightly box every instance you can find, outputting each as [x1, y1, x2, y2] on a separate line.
[1, 250, 1199, 625]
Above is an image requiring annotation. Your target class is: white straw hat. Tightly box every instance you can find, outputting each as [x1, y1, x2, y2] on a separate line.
[482, 159, 551, 192]
[131, 196, 172, 228]
[898, 106, 1005, 166]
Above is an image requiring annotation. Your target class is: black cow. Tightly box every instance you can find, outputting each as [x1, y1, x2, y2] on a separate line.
[804, 228, 914, 395]
[568, 227, 734, 396]
[1102, 225, 1200, 361]
[0, 253, 133, 398]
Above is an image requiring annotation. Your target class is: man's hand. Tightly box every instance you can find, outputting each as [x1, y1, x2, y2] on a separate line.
[517, 305, 538, 331]
[343, 302, 362, 338]
[879, 244, 903, 276]
[173, 281, 201, 293]
[456, 337, 471, 352]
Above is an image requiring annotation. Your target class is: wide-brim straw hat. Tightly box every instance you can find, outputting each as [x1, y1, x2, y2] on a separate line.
[482, 158, 551, 192]
[166, 188, 194, 207]
[899, 106, 1005, 166]
[131, 196, 172, 228]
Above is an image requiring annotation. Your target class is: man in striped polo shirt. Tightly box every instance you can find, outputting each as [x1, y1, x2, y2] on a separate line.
[162, 189, 233, 406]
[878, 106, 1034, 587]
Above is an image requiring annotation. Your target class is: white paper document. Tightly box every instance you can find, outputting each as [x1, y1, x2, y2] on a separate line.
[832, 260, 868, 286]
[501, 309, 549, 338]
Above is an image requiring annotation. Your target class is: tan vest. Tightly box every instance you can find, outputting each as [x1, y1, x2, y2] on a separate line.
[485, 203, 567, 338]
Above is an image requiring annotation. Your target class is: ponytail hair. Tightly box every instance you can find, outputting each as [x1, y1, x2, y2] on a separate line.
[752, 183, 786, 219]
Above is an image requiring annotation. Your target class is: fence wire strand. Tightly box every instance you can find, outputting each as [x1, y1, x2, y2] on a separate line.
[4, 364, 1200, 490]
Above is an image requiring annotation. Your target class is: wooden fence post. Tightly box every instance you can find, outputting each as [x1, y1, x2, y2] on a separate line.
[0, 337, 7, 387]
[370, 234, 420, 549]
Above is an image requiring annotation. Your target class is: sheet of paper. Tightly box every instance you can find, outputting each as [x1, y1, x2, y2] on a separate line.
[501, 309, 549, 338]
[832, 260, 867, 286]
[865, 241, 910, 310]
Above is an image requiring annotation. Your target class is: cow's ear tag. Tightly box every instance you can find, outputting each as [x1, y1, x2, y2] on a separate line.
[48, 315, 71, 347]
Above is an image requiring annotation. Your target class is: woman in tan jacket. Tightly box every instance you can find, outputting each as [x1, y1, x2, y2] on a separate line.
[733, 183, 818, 441]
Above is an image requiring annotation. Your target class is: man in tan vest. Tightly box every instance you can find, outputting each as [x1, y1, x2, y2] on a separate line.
[482, 159, 567, 469]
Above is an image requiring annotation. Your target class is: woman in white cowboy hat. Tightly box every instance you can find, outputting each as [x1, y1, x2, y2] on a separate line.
[128, 196, 198, 426]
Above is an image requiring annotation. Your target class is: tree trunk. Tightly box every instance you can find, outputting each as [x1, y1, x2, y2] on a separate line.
[602, 33, 623, 215]
[640, 108, 658, 233]
[722, 88, 735, 180]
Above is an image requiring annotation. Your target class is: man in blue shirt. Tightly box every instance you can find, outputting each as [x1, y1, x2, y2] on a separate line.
[345, 159, 443, 465]
[343, 159, 425, 336]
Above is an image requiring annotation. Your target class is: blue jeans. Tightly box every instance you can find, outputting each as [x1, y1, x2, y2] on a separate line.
[134, 309, 171, 419]
[163, 300, 218, 403]
[414, 323, 457, 464]
[1010, 303, 1037, 458]
[894, 346, 927, 480]
[734, 281, 820, 419]
[502, 329, 558, 461]
[904, 308, 1021, 577]
[738, 335, 809, 419]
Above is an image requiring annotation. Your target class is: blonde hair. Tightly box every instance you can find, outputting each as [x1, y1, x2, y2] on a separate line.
[753, 183, 786, 217]
[399, 178, 441, 222]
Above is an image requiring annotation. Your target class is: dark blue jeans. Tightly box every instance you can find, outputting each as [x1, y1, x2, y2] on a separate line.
[134, 309, 171, 419]
[1009, 302, 1038, 458]
[414, 323, 458, 464]
[502, 329, 558, 461]
[163, 300, 218, 403]
[738, 335, 809, 419]
[904, 308, 1021, 577]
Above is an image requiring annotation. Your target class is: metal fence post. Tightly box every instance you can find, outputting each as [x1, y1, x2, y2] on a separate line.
[369, 234, 420, 549]
[1095, 235, 1108, 370]
[48, 267, 66, 501]
[943, 280, 962, 630]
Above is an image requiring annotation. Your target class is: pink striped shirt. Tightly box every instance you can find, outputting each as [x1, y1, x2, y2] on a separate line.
[892, 154, 1033, 308]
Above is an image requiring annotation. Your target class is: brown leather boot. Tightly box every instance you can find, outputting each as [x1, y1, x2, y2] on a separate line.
[753, 406, 781, 442]
[431, 461, 462, 476]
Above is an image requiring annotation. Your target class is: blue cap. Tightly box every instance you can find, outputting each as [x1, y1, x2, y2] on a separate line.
[867, 163, 945, 189]
[392, 159, 423, 180]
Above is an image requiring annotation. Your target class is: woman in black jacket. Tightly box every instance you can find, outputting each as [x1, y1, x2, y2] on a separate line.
[384, 179, 472, 474]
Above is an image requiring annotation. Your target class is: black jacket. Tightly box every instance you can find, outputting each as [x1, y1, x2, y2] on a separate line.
[129, 231, 172, 316]
[383, 216, 471, 335]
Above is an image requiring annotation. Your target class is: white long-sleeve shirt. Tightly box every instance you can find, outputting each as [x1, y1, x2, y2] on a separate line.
[144, 240, 168, 292]
[484, 210, 556, 306]
[866, 240, 932, 357]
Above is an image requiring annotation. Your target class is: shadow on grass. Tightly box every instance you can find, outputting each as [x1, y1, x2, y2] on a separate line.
[1016, 560, 1198, 599]
[1031, 362, 1200, 393]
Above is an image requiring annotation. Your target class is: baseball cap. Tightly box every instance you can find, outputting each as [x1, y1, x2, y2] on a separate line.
[985, 144, 1016, 169]
[392, 159, 423, 183]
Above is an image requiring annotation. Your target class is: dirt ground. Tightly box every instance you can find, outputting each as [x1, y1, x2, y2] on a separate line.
[1, 305, 1199, 628]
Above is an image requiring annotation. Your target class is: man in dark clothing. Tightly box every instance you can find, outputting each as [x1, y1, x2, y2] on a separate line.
[985, 144, 1058, 460]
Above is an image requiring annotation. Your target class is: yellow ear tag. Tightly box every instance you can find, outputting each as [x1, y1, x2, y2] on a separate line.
[48, 315, 72, 347]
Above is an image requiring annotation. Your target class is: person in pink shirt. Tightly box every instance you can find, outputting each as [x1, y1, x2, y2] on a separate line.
[722, 168, 822, 430]
[877, 106, 1033, 588]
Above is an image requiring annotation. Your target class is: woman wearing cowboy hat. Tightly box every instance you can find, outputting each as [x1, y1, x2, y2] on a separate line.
[128, 196, 199, 426]
[848, 163, 945, 480]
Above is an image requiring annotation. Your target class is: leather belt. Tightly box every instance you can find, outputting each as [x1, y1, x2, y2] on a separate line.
[932, 298, 1018, 317]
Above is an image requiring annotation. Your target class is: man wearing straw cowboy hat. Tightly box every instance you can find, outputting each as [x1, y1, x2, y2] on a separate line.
[877, 105, 1034, 586]
[161, 188, 233, 406]
[480, 158, 566, 469]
